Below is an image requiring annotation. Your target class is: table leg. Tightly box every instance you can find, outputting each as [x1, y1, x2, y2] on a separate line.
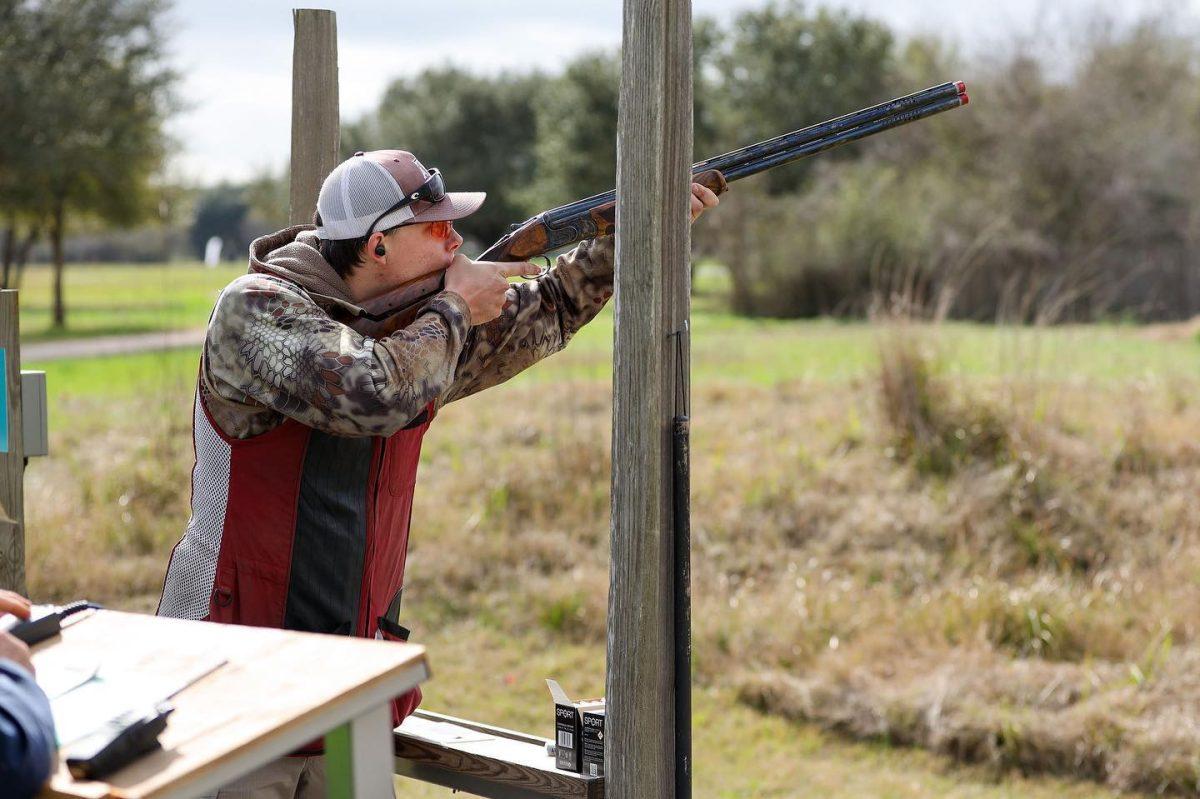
[324, 703, 394, 799]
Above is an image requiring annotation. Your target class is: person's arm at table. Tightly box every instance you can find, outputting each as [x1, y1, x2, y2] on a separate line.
[0, 590, 58, 798]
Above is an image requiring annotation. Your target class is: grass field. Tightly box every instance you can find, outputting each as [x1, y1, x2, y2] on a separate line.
[14, 262, 241, 341]
[15, 262, 1200, 386]
[16, 264, 1200, 796]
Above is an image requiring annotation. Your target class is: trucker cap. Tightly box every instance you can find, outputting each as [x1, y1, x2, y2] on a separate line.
[313, 150, 485, 241]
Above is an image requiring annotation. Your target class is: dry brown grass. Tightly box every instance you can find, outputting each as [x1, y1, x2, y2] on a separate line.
[23, 325, 1200, 794]
[25, 391, 193, 608]
[703, 330, 1200, 794]
[410, 346, 1200, 793]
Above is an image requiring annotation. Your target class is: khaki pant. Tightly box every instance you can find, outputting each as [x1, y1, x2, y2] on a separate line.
[199, 756, 328, 799]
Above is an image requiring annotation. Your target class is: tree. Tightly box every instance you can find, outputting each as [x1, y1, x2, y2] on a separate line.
[691, 1, 898, 313]
[520, 52, 621, 212]
[189, 185, 251, 262]
[345, 68, 540, 248]
[243, 168, 290, 234]
[702, 9, 1200, 321]
[0, 0, 44, 288]
[0, 0, 177, 325]
[701, 0, 895, 194]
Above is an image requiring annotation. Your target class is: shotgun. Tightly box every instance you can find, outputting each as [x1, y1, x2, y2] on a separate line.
[348, 80, 969, 337]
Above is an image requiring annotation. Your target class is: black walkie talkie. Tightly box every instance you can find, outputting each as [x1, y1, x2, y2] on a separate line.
[65, 702, 175, 780]
[0, 601, 97, 645]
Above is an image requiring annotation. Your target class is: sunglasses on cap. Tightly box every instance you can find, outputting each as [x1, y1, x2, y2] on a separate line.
[365, 168, 446, 238]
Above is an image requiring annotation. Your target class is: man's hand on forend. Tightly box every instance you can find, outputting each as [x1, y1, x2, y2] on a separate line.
[690, 181, 720, 222]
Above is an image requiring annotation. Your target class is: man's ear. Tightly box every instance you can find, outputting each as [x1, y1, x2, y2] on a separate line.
[367, 232, 387, 262]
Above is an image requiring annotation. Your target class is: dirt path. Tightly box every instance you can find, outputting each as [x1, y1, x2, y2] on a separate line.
[21, 328, 206, 362]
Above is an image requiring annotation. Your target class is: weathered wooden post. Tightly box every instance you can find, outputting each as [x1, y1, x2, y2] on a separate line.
[290, 8, 340, 225]
[607, 0, 693, 797]
[0, 290, 26, 593]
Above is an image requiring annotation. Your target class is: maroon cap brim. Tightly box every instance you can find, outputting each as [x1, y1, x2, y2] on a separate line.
[410, 191, 485, 224]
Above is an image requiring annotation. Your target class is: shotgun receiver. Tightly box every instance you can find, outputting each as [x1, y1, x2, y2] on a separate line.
[348, 80, 968, 337]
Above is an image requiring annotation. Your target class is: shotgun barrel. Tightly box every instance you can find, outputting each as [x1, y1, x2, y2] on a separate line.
[536, 81, 968, 229]
[719, 91, 967, 182]
[695, 80, 966, 176]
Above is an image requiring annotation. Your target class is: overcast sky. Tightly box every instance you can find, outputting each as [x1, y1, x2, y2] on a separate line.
[165, 0, 1196, 185]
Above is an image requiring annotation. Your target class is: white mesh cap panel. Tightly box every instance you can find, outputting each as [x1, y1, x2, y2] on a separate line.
[321, 167, 348, 221]
[158, 398, 231, 620]
[315, 158, 412, 240]
[349, 161, 401, 217]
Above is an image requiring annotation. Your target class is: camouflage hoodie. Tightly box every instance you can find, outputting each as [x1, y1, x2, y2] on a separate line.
[200, 225, 615, 439]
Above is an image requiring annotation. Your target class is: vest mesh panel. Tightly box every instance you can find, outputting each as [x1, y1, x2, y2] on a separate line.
[159, 398, 231, 619]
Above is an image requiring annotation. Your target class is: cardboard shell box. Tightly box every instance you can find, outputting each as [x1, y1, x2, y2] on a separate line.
[547, 679, 605, 776]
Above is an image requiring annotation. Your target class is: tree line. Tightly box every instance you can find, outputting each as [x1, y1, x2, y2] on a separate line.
[5, 1, 1199, 324]
[0, 0, 176, 326]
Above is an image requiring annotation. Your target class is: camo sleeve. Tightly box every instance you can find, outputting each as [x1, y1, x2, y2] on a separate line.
[441, 236, 615, 404]
[204, 273, 471, 438]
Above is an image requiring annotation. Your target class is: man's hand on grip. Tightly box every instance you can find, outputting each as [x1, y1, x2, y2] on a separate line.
[444, 254, 539, 326]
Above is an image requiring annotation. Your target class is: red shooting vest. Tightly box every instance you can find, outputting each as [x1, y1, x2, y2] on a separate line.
[158, 393, 436, 728]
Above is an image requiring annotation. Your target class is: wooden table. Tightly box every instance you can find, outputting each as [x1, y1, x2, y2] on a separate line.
[32, 610, 430, 799]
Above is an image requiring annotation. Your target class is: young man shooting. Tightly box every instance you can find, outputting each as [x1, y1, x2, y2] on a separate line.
[158, 150, 717, 797]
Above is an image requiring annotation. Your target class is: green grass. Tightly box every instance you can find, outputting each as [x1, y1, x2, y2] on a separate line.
[14, 262, 242, 342]
[22, 350, 198, 433]
[29, 349, 200, 400]
[13, 261, 1200, 387]
[25, 310, 1200, 410]
[552, 310, 1200, 385]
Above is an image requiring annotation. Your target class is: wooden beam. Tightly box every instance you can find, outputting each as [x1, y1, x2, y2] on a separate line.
[0, 290, 25, 593]
[607, 1, 693, 797]
[290, 8, 340, 226]
[394, 711, 604, 799]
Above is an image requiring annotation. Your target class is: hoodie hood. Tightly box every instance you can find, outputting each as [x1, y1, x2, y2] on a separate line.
[248, 225, 359, 310]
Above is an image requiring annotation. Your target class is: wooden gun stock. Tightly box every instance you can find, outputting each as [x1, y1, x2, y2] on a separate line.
[345, 271, 447, 338]
[480, 169, 729, 262]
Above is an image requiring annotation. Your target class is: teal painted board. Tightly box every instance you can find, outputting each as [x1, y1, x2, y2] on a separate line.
[0, 348, 7, 453]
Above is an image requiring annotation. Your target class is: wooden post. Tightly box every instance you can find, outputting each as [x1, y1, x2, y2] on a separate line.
[290, 9, 340, 226]
[607, 0, 693, 797]
[0, 290, 26, 593]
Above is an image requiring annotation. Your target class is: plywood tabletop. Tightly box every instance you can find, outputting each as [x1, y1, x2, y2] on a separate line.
[33, 610, 429, 799]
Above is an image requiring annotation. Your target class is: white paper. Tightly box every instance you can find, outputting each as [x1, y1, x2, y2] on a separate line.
[397, 716, 494, 746]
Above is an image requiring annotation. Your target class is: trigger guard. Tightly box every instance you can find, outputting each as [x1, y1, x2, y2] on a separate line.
[523, 256, 551, 278]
